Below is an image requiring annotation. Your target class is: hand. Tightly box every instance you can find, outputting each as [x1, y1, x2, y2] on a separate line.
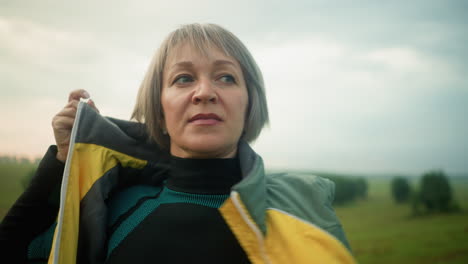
[51, 89, 99, 163]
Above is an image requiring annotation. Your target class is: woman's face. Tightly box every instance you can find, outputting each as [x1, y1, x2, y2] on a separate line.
[161, 43, 249, 158]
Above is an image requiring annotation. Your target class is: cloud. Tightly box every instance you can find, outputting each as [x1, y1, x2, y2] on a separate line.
[0, 97, 59, 157]
[0, 16, 150, 115]
[365, 47, 426, 71]
[0, 17, 99, 71]
[249, 35, 468, 174]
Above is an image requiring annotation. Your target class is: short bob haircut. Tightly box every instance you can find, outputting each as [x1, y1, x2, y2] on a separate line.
[131, 23, 269, 150]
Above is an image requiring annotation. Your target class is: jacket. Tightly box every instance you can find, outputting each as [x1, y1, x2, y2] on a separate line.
[48, 101, 356, 264]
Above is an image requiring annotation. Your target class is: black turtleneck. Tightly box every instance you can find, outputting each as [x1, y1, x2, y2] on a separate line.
[166, 156, 242, 194]
[105, 155, 251, 264]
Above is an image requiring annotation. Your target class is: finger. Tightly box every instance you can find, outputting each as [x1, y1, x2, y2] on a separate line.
[68, 89, 90, 102]
[56, 107, 77, 119]
[52, 115, 75, 129]
[64, 99, 80, 110]
[87, 99, 100, 113]
[56, 117, 75, 129]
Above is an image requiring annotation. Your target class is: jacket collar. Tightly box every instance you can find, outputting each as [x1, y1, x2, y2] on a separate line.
[233, 140, 267, 234]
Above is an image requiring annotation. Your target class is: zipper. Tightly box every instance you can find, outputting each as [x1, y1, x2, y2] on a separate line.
[230, 191, 272, 264]
[50, 101, 84, 264]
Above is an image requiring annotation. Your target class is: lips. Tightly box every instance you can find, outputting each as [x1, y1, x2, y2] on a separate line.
[189, 113, 222, 122]
[188, 113, 223, 126]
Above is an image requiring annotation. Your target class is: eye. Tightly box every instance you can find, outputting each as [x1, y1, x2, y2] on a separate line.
[173, 75, 194, 85]
[219, 74, 236, 84]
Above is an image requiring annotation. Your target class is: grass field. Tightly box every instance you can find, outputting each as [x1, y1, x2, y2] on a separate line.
[0, 163, 36, 218]
[335, 178, 468, 264]
[1, 164, 468, 263]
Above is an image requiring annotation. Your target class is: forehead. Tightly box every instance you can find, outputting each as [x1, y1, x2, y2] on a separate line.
[164, 42, 239, 69]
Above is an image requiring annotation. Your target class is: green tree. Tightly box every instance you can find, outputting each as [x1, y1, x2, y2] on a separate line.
[326, 176, 359, 205]
[419, 170, 453, 212]
[391, 177, 411, 203]
[355, 177, 368, 199]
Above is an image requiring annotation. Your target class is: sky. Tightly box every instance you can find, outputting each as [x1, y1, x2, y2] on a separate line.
[1, 0, 467, 175]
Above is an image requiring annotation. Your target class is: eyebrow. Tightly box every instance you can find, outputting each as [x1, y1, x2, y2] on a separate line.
[213, 60, 237, 67]
[170, 60, 237, 70]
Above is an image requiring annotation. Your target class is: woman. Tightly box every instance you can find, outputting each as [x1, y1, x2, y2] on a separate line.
[1, 24, 356, 263]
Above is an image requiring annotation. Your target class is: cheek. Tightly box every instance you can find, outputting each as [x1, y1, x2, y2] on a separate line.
[161, 93, 175, 128]
[161, 92, 188, 130]
[229, 91, 249, 128]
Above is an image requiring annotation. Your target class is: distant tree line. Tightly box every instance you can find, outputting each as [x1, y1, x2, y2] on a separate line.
[391, 170, 459, 215]
[0, 155, 41, 165]
[316, 174, 368, 205]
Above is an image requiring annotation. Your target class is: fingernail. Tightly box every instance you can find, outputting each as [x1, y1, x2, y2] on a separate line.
[83, 91, 90, 98]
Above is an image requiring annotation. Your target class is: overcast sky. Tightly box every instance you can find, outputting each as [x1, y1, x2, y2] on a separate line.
[1, 0, 467, 175]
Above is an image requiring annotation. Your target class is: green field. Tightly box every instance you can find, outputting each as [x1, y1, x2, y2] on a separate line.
[0, 163, 36, 218]
[1, 164, 468, 263]
[335, 178, 468, 264]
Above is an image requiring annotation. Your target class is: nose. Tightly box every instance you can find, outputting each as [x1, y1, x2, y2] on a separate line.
[192, 77, 218, 104]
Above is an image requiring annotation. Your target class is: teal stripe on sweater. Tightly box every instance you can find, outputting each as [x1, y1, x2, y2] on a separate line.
[107, 185, 162, 227]
[107, 186, 229, 257]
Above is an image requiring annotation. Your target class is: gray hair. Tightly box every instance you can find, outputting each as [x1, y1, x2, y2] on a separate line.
[131, 23, 269, 150]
